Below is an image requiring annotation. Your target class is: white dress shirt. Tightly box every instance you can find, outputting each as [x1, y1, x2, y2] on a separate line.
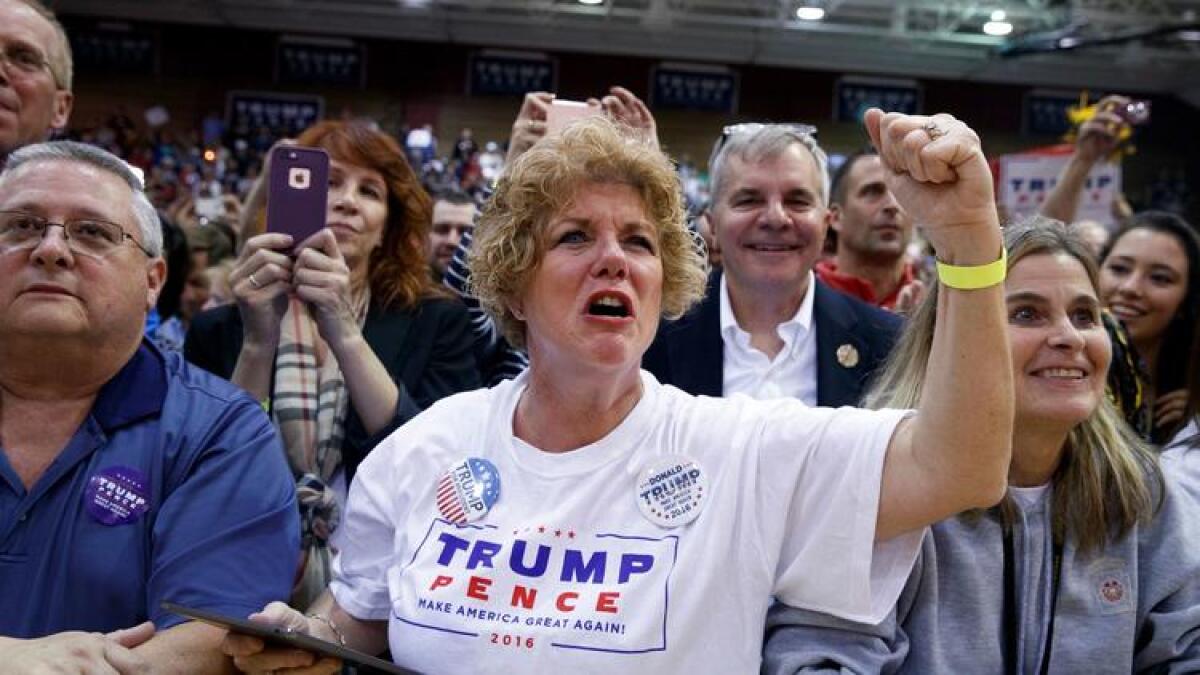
[720, 272, 818, 405]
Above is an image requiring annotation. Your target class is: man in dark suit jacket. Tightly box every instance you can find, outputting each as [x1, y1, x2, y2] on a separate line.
[643, 271, 900, 407]
[643, 123, 901, 407]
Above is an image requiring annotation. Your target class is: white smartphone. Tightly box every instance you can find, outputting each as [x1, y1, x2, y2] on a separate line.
[545, 99, 602, 136]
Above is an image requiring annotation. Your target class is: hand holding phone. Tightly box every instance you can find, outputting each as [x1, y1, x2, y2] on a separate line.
[1114, 99, 1150, 126]
[194, 195, 224, 220]
[266, 146, 330, 247]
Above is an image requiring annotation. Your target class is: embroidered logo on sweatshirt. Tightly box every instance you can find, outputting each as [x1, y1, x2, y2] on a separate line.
[1091, 569, 1133, 615]
[1100, 578, 1124, 603]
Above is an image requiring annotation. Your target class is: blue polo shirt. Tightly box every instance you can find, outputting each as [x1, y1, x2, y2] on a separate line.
[0, 342, 299, 638]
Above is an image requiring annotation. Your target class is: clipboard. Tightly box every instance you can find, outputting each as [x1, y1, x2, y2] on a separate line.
[161, 601, 414, 675]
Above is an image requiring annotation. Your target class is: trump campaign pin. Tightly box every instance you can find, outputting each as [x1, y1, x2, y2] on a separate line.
[436, 458, 501, 524]
[85, 466, 151, 526]
[635, 456, 708, 528]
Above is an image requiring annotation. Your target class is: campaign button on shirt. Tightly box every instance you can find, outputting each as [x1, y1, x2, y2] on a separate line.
[436, 458, 501, 524]
[635, 456, 707, 528]
[85, 466, 150, 526]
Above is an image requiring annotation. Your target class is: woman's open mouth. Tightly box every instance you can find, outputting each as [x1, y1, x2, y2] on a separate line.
[585, 291, 633, 319]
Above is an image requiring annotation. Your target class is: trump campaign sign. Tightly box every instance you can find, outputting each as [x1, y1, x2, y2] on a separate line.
[996, 145, 1122, 227]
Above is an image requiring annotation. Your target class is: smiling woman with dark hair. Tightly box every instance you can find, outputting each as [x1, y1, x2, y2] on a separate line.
[185, 121, 480, 608]
[1099, 211, 1200, 444]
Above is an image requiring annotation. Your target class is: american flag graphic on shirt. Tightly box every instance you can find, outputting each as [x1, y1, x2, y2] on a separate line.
[436, 458, 501, 524]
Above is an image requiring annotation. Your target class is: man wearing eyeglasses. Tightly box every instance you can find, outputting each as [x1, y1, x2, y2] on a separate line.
[0, 142, 298, 673]
[643, 124, 901, 407]
[0, 0, 73, 159]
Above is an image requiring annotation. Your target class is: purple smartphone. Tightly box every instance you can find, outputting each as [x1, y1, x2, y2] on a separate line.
[266, 145, 330, 246]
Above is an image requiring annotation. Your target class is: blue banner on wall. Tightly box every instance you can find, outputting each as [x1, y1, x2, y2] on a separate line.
[276, 40, 365, 87]
[650, 65, 738, 113]
[70, 27, 157, 76]
[835, 77, 921, 121]
[469, 52, 556, 96]
[225, 91, 325, 137]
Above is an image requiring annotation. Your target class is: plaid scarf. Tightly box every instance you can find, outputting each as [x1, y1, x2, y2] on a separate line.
[271, 292, 369, 607]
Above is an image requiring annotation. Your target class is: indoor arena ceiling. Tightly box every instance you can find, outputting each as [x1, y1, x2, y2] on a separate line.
[54, 0, 1200, 101]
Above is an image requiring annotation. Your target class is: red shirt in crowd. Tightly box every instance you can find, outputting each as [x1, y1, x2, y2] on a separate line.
[815, 259, 917, 310]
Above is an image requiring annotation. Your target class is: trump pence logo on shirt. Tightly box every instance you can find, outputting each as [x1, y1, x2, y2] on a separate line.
[395, 519, 680, 655]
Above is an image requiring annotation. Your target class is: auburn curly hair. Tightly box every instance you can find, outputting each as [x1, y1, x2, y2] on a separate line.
[295, 121, 438, 310]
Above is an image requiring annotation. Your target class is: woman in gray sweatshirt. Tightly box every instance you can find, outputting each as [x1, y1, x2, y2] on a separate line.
[764, 218, 1200, 674]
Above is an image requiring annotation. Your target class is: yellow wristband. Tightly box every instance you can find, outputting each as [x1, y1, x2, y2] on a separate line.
[936, 247, 1007, 290]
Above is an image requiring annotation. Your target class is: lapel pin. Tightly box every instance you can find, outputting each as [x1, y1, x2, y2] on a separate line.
[836, 343, 860, 369]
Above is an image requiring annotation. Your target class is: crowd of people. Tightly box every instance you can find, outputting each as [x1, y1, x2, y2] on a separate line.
[2, 0, 1200, 673]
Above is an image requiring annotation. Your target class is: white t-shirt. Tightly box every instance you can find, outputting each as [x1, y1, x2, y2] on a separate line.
[330, 370, 921, 674]
[1008, 483, 1051, 510]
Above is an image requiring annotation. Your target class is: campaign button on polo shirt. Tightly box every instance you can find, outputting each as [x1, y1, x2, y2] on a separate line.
[0, 345, 165, 637]
[0, 343, 299, 638]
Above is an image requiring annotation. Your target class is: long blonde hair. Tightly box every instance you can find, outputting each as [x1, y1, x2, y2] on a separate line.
[867, 217, 1162, 551]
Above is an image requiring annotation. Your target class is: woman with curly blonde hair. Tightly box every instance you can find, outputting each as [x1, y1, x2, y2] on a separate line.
[228, 109, 1017, 674]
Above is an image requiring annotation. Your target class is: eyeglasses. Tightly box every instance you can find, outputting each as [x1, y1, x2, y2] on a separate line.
[710, 122, 820, 169]
[0, 211, 154, 257]
[720, 122, 818, 141]
[713, 122, 818, 156]
[0, 43, 56, 83]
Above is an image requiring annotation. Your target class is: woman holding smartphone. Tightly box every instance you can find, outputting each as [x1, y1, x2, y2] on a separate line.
[185, 121, 481, 607]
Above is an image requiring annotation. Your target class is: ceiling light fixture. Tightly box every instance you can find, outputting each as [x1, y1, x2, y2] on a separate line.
[796, 6, 825, 21]
[984, 21, 1013, 36]
[578, 0, 604, 5]
[984, 10, 1012, 36]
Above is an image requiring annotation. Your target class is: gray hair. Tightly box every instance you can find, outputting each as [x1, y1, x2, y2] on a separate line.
[708, 124, 830, 207]
[1, 140, 162, 257]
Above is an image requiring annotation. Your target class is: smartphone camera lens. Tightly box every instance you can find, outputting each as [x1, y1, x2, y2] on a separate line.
[1123, 101, 1149, 125]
